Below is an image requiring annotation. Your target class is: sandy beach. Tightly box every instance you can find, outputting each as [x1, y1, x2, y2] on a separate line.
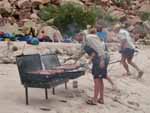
[0, 46, 150, 113]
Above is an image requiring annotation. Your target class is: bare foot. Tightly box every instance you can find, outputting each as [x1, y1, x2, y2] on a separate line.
[122, 72, 131, 76]
[112, 84, 117, 91]
[137, 71, 144, 79]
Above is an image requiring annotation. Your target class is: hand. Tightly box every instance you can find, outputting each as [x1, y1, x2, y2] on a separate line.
[119, 49, 122, 53]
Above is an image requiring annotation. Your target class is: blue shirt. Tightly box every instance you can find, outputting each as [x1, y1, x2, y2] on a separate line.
[97, 32, 107, 43]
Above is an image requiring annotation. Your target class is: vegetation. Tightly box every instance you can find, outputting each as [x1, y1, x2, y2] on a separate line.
[139, 12, 150, 21]
[39, 5, 59, 21]
[39, 3, 121, 37]
[39, 3, 96, 37]
[112, 0, 131, 7]
[92, 6, 119, 25]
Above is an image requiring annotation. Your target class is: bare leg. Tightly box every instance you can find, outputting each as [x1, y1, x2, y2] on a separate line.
[127, 57, 141, 72]
[98, 79, 104, 104]
[87, 78, 100, 105]
[121, 56, 131, 75]
[93, 78, 100, 102]
[105, 76, 114, 86]
[127, 57, 143, 78]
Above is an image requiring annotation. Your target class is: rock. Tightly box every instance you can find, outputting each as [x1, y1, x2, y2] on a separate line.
[38, 26, 63, 42]
[108, 6, 126, 19]
[0, 23, 22, 34]
[0, 58, 15, 64]
[30, 13, 39, 20]
[31, 0, 50, 4]
[109, 8, 125, 19]
[19, 9, 32, 20]
[21, 20, 41, 35]
[144, 39, 150, 45]
[0, 0, 12, 13]
[145, 34, 150, 40]
[40, 107, 51, 111]
[61, 0, 84, 6]
[139, 4, 150, 13]
[127, 25, 135, 32]
[17, 0, 32, 9]
[132, 24, 145, 34]
[127, 15, 142, 25]
[7, 17, 16, 25]
[0, 42, 83, 64]
[143, 21, 150, 30]
[107, 31, 119, 42]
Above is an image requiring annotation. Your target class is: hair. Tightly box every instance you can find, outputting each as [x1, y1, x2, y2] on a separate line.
[74, 33, 84, 43]
[96, 25, 102, 32]
[41, 30, 45, 33]
[89, 27, 97, 34]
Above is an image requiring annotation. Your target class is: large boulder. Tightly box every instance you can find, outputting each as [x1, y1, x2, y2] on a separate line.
[17, 0, 32, 9]
[61, 0, 83, 6]
[143, 21, 150, 30]
[108, 7, 125, 19]
[139, 4, 150, 13]
[31, 0, 50, 4]
[111, 10, 125, 19]
[0, 42, 82, 64]
[0, 0, 12, 14]
[20, 19, 41, 35]
[0, 23, 22, 34]
[30, 13, 40, 20]
[127, 15, 142, 25]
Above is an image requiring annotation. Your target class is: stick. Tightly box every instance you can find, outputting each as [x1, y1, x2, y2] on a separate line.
[109, 60, 121, 65]
[21, 44, 26, 55]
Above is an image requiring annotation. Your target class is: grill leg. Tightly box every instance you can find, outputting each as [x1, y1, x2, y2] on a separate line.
[25, 87, 29, 105]
[65, 81, 68, 89]
[45, 88, 48, 100]
[52, 88, 55, 95]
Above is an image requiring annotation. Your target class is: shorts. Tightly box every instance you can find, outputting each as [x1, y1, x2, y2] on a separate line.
[92, 55, 108, 79]
[121, 48, 135, 58]
[84, 45, 108, 79]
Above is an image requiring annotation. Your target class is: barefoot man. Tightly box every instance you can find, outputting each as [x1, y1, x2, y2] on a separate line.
[115, 25, 144, 78]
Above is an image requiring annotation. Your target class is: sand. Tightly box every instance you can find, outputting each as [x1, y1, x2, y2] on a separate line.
[0, 46, 150, 113]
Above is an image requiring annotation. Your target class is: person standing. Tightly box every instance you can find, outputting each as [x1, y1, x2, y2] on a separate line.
[75, 27, 107, 105]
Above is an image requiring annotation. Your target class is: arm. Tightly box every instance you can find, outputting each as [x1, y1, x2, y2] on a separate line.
[87, 52, 95, 64]
[120, 39, 126, 51]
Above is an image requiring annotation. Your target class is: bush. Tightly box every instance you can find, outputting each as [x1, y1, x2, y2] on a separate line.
[139, 12, 150, 21]
[104, 13, 119, 23]
[112, 0, 131, 7]
[39, 5, 58, 21]
[92, 6, 118, 25]
[39, 3, 96, 37]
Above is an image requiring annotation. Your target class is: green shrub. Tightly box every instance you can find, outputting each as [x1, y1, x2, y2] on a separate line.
[92, 6, 118, 25]
[104, 13, 119, 23]
[112, 0, 131, 7]
[39, 3, 96, 37]
[39, 5, 58, 21]
[139, 12, 150, 21]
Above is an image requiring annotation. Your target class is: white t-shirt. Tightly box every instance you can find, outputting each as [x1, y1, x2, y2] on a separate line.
[118, 29, 135, 49]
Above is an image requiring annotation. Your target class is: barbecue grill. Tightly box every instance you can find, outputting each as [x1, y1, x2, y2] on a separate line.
[41, 54, 85, 79]
[16, 53, 85, 105]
